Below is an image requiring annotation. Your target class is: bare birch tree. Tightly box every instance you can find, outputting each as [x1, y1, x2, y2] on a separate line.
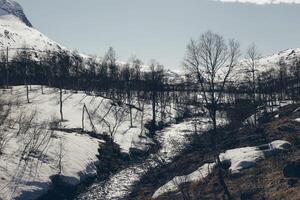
[245, 43, 260, 127]
[98, 103, 129, 143]
[184, 31, 240, 199]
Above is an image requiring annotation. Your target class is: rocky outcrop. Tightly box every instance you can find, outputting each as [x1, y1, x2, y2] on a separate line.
[0, 0, 32, 27]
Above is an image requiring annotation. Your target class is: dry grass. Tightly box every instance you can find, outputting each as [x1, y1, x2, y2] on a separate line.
[132, 103, 300, 200]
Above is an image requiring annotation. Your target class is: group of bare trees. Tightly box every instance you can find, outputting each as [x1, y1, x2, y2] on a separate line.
[182, 30, 300, 199]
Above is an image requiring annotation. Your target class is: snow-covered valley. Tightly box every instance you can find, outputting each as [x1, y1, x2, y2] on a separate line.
[1, 0, 300, 199]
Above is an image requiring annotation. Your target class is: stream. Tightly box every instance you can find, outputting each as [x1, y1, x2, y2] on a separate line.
[76, 118, 211, 200]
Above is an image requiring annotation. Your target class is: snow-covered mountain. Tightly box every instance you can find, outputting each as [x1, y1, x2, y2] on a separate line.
[0, 15, 63, 51]
[255, 48, 300, 69]
[0, 0, 68, 56]
[236, 48, 300, 80]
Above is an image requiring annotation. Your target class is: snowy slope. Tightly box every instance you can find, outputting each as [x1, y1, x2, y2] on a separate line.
[254, 48, 300, 70]
[1, 86, 156, 152]
[0, 15, 63, 51]
[0, 130, 100, 200]
[0, 85, 164, 199]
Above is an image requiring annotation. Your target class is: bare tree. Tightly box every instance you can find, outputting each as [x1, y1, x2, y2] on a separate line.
[149, 60, 164, 131]
[139, 100, 146, 136]
[98, 103, 129, 143]
[278, 56, 287, 101]
[291, 58, 300, 101]
[184, 31, 240, 199]
[82, 103, 97, 133]
[245, 43, 260, 127]
[56, 137, 65, 175]
[102, 47, 119, 98]
[72, 50, 83, 92]
[0, 51, 7, 87]
[15, 46, 31, 103]
[52, 50, 71, 122]
[11, 110, 54, 187]
[0, 100, 12, 155]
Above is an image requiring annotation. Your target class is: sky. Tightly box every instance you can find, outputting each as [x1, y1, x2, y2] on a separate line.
[16, 0, 300, 70]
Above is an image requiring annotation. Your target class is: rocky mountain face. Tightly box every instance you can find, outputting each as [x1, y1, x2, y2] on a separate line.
[0, 0, 69, 59]
[0, 0, 32, 27]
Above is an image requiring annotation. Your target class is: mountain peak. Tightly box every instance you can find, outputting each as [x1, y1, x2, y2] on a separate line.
[0, 0, 32, 27]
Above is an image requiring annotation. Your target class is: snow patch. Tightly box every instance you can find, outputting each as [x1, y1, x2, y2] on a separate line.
[0, 131, 100, 200]
[152, 163, 215, 199]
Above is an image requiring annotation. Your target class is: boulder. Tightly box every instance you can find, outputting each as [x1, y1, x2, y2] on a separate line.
[129, 147, 146, 158]
[283, 161, 300, 178]
[287, 178, 298, 187]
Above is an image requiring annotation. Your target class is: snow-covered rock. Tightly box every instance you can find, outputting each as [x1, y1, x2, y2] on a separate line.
[220, 140, 290, 174]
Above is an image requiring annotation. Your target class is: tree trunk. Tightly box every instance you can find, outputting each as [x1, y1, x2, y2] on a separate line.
[60, 86, 63, 122]
[41, 85, 44, 95]
[211, 109, 232, 200]
[6, 47, 9, 89]
[129, 106, 133, 128]
[152, 90, 156, 125]
[25, 65, 30, 103]
[82, 104, 85, 131]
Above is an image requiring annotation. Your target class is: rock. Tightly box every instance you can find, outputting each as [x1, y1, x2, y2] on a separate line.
[270, 140, 291, 150]
[220, 159, 231, 170]
[129, 147, 146, 158]
[0, 0, 32, 27]
[287, 178, 298, 187]
[283, 161, 300, 178]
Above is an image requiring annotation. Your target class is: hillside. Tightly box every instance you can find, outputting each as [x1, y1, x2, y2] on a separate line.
[129, 103, 300, 200]
[0, 85, 166, 199]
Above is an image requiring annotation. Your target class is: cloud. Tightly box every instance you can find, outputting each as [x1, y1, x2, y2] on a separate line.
[214, 0, 300, 4]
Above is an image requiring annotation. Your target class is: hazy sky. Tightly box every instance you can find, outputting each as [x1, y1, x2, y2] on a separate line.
[16, 0, 300, 70]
